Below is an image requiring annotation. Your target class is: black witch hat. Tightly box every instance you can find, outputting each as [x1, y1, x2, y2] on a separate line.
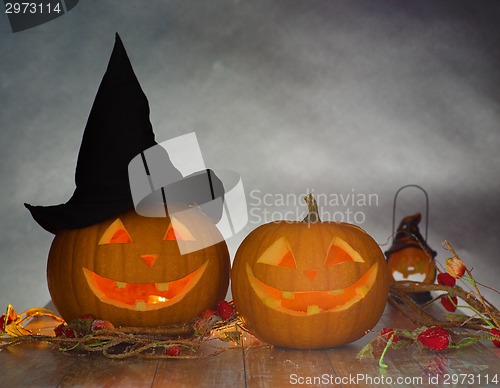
[384, 213, 437, 260]
[25, 34, 222, 234]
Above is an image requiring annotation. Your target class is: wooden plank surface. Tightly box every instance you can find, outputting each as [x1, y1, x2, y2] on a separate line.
[1, 303, 499, 387]
[0, 342, 77, 387]
[326, 307, 433, 388]
[243, 335, 339, 388]
[60, 355, 159, 388]
[153, 341, 245, 388]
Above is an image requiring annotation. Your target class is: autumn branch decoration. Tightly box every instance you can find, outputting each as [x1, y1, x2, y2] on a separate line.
[358, 240, 500, 368]
[0, 300, 243, 359]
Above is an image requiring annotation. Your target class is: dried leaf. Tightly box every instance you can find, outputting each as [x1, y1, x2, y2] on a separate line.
[390, 337, 413, 350]
[219, 330, 241, 344]
[5, 324, 31, 337]
[443, 313, 469, 323]
[356, 342, 375, 360]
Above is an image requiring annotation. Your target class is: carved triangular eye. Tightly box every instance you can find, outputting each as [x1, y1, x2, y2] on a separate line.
[99, 219, 132, 245]
[257, 237, 297, 269]
[163, 217, 195, 241]
[163, 225, 177, 241]
[324, 238, 364, 266]
[278, 251, 296, 269]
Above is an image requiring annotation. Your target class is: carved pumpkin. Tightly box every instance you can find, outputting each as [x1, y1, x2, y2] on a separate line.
[47, 206, 230, 327]
[385, 213, 436, 284]
[386, 247, 435, 283]
[231, 195, 389, 349]
[385, 213, 436, 303]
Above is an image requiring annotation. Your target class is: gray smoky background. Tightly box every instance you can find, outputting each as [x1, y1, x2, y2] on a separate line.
[0, 0, 499, 310]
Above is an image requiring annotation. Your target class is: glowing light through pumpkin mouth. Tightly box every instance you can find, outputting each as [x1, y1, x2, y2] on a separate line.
[83, 262, 208, 311]
[391, 270, 427, 282]
[247, 263, 378, 315]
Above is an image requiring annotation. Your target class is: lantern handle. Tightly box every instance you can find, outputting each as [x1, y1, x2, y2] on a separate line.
[392, 184, 429, 241]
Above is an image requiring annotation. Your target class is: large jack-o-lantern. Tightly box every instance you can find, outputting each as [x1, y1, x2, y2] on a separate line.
[47, 207, 230, 327]
[231, 195, 389, 349]
[24, 35, 232, 327]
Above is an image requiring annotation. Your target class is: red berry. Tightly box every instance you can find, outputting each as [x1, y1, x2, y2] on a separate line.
[417, 326, 450, 351]
[91, 319, 115, 332]
[0, 313, 14, 331]
[80, 314, 94, 320]
[381, 327, 399, 342]
[437, 273, 456, 287]
[195, 308, 219, 335]
[217, 300, 235, 321]
[64, 327, 77, 338]
[200, 308, 216, 320]
[165, 346, 181, 356]
[54, 323, 66, 337]
[440, 295, 458, 312]
[491, 328, 500, 348]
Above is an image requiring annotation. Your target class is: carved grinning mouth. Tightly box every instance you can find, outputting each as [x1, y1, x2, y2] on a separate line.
[83, 262, 208, 311]
[247, 263, 378, 315]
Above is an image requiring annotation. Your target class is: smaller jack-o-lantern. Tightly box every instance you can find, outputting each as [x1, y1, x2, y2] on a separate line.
[385, 212, 436, 303]
[47, 206, 230, 327]
[385, 213, 436, 283]
[231, 194, 390, 349]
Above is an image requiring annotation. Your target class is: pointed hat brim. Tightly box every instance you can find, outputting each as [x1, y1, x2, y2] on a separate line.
[26, 34, 159, 234]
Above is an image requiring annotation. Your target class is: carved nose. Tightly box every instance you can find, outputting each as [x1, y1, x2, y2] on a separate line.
[141, 254, 159, 268]
[304, 269, 318, 281]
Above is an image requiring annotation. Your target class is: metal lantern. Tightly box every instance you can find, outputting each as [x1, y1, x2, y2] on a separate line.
[385, 185, 437, 303]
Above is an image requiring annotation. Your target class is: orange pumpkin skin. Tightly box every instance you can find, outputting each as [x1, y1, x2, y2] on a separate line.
[47, 208, 230, 327]
[231, 221, 390, 349]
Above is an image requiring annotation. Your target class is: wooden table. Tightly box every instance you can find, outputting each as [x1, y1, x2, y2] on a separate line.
[1, 303, 499, 387]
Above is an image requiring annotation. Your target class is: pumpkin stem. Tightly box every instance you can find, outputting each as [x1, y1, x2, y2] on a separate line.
[302, 194, 321, 223]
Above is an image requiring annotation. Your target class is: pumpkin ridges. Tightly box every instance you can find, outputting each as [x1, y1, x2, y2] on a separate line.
[82, 222, 102, 319]
[48, 229, 80, 320]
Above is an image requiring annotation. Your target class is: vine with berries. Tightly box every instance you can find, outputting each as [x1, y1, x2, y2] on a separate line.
[358, 240, 500, 368]
[0, 300, 242, 359]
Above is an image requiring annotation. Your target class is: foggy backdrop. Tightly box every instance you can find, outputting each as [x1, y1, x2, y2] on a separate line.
[1, 0, 499, 312]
